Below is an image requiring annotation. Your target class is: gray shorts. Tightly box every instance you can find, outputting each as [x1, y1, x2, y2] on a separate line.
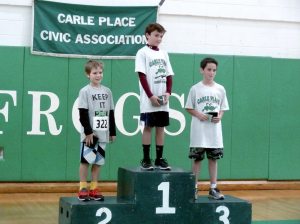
[188, 147, 223, 161]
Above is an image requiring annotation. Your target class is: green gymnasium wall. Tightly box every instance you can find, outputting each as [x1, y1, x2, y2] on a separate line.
[0, 46, 300, 181]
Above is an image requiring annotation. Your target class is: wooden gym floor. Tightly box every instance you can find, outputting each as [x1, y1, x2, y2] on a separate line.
[0, 182, 300, 224]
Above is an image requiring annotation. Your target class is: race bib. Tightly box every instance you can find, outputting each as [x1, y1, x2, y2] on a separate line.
[93, 116, 108, 131]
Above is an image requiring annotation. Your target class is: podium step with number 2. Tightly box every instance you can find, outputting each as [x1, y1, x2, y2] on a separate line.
[59, 167, 252, 224]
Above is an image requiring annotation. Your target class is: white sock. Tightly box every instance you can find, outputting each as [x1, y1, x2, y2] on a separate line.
[211, 183, 217, 189]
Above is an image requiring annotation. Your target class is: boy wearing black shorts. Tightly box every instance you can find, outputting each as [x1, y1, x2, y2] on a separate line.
[135, 23, 174, 170]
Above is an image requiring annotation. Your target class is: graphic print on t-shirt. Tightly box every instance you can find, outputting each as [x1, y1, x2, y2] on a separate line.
[149, 59, 167, 84]
[197, 95, 220, 113]
[91, 93, 109, 109]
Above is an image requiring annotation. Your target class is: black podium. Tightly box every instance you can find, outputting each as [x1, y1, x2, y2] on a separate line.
[59, 167, 252, 224]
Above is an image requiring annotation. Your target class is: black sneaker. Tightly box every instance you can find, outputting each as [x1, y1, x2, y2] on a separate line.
[140, 159, 154, 170]
[208, 188, 225, 200]
[154, 158, 171, 170]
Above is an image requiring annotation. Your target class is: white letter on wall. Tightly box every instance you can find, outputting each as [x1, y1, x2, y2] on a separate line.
[0, 90, 17, 134]
[72, 97, 81, 133]
[27, 91, 62, 135]
[115, 92, 142, 136]
[165, 93, 186, 136]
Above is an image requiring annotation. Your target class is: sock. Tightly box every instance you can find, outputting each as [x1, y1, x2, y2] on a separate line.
[156, 145, 163, 159]
[211, 183, 217, 189]
[143, 144, 151, 160]
[90, 181, 98, 190]
[79, 181, 88, 190]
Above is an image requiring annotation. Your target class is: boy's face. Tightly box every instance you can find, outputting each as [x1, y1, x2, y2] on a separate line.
[201, 63, 217, 82]
[146, 30, 164, 47]
[87, 66, 103, 86]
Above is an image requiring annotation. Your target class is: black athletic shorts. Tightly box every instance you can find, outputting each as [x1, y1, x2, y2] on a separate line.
[140, 111, 169, 127]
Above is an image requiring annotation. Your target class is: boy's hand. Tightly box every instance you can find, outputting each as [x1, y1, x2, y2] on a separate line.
[163, 93, 170, 105]
[150, 95, 161, 107]
[109, 136, 116, 142]
[211, 116, 221, 123]
[198, 113, 209, 121]
[85, 133, 94, 146]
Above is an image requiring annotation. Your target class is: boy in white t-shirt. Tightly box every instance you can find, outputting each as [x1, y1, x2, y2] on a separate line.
[135, 23, 174, 170]
[185, 57, 229, 200]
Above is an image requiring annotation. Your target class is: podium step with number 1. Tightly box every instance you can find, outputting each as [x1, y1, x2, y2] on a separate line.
[59, 167, 251, 224]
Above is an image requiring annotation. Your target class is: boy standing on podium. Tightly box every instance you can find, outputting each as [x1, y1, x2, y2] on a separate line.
[135, 23, 174, 171]
[77, 60, 116, 201]
[185, 57, 229, 200]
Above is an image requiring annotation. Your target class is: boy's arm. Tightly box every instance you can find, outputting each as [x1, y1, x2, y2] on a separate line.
[186, 108, 209, 121]
[218, 110, 224, 119]
[138, 72, 153, 98]
[109, 110, 116, 142]
[166, 75, 172, 95]
[79, 108, 93, 135]
[162, 76, 172, 104]
[79, 108, 94, 145]
[138, 72, 160, 107]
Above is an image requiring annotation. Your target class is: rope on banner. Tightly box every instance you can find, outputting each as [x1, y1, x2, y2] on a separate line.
[159, 0, 165, 6]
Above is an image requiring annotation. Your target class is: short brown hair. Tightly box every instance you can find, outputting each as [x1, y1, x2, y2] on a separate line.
[84, 60, 104, 74]
[200, 57, 218, 69]
[145, 23, 166, 35]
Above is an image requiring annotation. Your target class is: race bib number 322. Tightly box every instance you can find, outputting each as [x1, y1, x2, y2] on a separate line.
[93, 116, 108, 131]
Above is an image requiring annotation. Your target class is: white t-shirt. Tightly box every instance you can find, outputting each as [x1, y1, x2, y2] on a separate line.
[135, 46, 174, 113]
[185, 81, 229, 148]
[78, 84, 114, 143]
